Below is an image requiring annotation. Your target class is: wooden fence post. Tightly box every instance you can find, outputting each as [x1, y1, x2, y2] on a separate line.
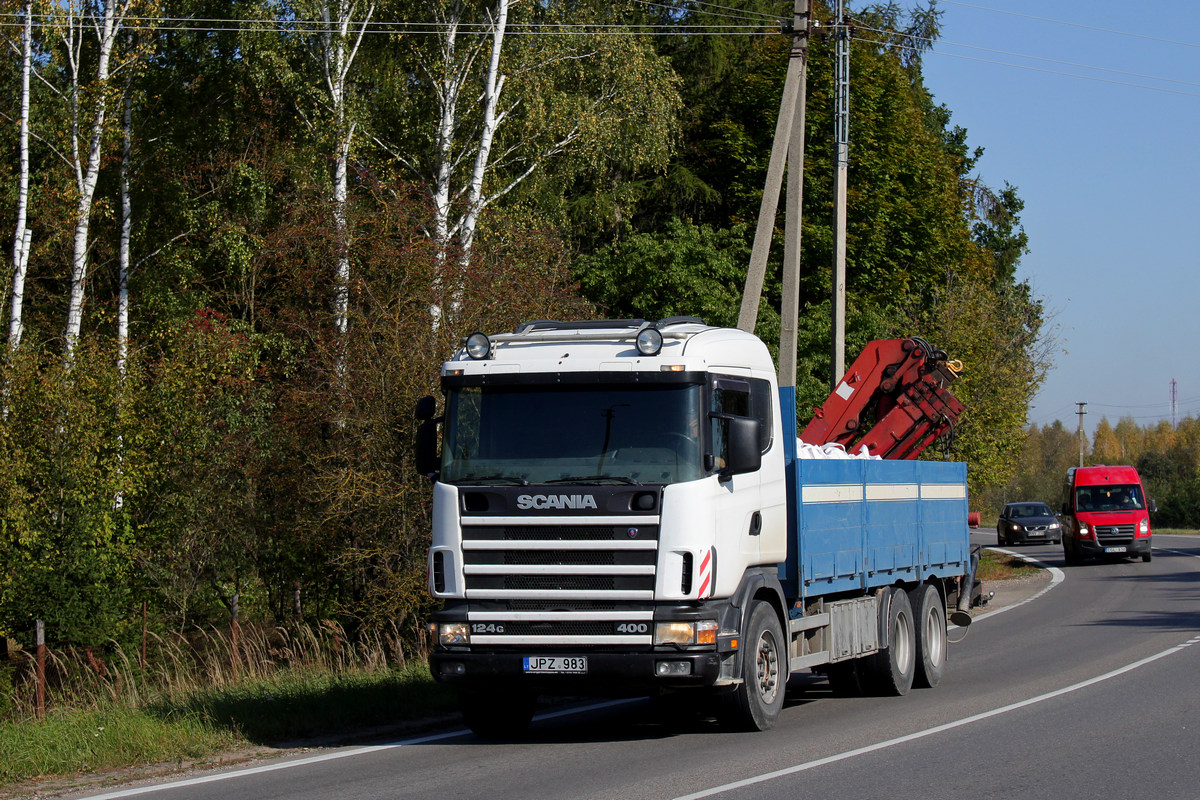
[34, 619, 45, 721]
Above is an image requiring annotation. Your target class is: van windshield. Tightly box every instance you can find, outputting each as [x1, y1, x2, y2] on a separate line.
[1075, 484, 1145, 512]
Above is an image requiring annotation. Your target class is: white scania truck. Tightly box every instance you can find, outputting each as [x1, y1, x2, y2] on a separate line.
[417, 318, 977, 735]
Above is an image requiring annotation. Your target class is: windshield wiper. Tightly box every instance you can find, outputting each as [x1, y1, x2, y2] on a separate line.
[452, 475, 529, 486]
[543, 475, 642, 486]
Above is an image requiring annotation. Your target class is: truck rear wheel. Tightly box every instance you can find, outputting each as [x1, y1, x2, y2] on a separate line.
[457, 688, 537, 740]
[720, 600, 785, 731]
[907, 583, 946, 689]
[867, 588, 915, 696]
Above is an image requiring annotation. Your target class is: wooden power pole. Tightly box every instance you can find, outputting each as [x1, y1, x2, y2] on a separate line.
[737, 0, 811, 392]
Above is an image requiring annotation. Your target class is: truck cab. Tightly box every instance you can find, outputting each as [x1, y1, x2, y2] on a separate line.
[1061, 465, 1155, 564]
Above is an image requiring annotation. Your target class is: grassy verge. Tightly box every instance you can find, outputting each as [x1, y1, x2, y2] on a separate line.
[0, 660, 456, 789]
[1156, 528, 1200, 536]
[976, 548, 1043, 582]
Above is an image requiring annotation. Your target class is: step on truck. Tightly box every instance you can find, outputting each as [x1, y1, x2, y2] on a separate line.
[417, 318, 979, 736]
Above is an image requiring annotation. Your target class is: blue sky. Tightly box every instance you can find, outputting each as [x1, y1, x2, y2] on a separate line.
[914, 0, 1200, 435]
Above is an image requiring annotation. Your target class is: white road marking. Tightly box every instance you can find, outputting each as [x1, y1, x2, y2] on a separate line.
[74, 700, 632, 800]
[670, 634, 1200, 800]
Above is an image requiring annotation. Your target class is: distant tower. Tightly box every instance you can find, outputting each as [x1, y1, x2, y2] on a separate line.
[1171, 378, 1178, 428]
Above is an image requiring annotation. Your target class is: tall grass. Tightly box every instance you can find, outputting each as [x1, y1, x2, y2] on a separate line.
[0, 623, 455, 786]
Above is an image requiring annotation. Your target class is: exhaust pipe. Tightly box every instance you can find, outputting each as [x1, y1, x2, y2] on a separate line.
[949, 544, 981, 627]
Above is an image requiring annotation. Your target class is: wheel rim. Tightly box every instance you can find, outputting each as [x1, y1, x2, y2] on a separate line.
[923, 603, 945, 667]
[755, 629, 780, 704]
[893, 610, 913, 671]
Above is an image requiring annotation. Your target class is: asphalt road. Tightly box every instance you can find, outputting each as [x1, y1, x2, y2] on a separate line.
[66, 534, 1200, 800]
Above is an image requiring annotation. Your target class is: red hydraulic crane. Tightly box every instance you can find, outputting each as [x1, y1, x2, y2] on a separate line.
[799, 338, 964, 460]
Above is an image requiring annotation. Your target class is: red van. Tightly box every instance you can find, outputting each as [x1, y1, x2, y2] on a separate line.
[1061, 465, 1156, 564]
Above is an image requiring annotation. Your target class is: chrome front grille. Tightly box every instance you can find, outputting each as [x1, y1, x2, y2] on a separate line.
[460, 517, 659, 645]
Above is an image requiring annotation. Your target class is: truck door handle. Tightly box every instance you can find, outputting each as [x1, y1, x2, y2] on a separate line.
[749, 511, 762, 536]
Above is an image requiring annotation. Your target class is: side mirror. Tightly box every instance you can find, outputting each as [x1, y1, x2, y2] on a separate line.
[415, 395, 437, 421]
[414, 396, 440, 478]
[1149, 498, 1158, 514]
[722, 416, 762, 477]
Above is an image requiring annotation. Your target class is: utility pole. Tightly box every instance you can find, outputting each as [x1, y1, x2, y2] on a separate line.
[1075, 401, 1088, 468]
[738, 0, 811, 394]
[1170, 378, 1178, 428]
[830, 0, 850, 388]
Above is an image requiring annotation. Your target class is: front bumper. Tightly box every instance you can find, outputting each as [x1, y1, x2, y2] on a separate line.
[1075, 536, 1151, 557]
[429, 650, 727, 695]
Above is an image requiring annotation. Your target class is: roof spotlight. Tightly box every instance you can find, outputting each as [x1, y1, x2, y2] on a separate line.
[636, 326, 663, 356]
[464, 332, 492, 360]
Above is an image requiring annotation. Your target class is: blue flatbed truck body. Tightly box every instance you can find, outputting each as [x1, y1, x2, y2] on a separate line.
[778, 389, 971, 603]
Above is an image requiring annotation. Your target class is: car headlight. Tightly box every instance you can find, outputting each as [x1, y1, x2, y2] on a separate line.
[1010, 523, 1021, 531]
[655, 620, 718, 645]
[437, 622, 470, 646]
[1049, 522, 1061, 529]
[1139, 518, 1149, 534]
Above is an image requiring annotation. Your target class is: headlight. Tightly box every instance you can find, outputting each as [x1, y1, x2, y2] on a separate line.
[1139, 518, 1149, 534]
[655, 620, 718, 645]
[1049, 522, 1061, 529]
[438, 622, 470, 646]
[1079, 524, 1090, 537]
[1010, 523, 1021, 531]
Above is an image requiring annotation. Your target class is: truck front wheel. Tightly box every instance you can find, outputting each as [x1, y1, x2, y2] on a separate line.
[907, 583, 946, 689]
[457, 688, 537, 740]
[721, 600, 785, 731]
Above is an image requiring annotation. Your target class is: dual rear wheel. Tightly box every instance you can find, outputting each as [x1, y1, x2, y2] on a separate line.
[827, 584, 946, 696]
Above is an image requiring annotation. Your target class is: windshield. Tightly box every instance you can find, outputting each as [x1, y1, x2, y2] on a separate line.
[441, 383, 704, 485]
[1010, 503, 1053, 518]
[1075, 484, 1145, 512]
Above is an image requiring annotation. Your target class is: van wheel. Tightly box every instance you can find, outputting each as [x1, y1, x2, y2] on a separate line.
[867, 588, 915, 696]
[1064, 539, 1081, 566]
[1142, 551, 1152, 563]
[720, 601, 785, 731]
[907, 583, 946, 689]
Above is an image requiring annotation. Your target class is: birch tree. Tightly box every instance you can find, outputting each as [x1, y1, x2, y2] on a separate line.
[58, 0, 133, 360]
[7, 0, 35, 352]
[370, 0, 680, 331]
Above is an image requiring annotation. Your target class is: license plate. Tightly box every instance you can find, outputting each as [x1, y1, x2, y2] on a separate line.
[1105, 546, 1127, 553]
[523, 656, 588, 674]
[1029, 531, 1044, 537]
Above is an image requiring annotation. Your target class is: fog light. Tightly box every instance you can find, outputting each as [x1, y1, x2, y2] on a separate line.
[464, 332, 491, 359]
[656, 660, 692, 676]
[441, 661, 466, 676]
[636, 327, 663, 356]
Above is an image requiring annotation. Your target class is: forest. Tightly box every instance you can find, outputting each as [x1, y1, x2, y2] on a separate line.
[0, 0, 1058, 655]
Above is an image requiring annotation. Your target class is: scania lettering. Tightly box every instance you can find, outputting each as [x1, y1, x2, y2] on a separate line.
[417, 318, 979, 736]
[516, 494, 599, 510]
